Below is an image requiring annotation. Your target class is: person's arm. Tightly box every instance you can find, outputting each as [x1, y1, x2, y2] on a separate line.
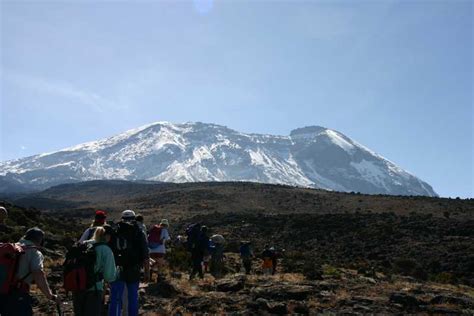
[32, 270, 58, 302]
[78, 228, 90, 243]
[164, 229, 171, 241]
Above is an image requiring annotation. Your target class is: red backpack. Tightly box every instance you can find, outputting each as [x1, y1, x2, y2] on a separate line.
[148, 225, 163, 247]
[63, 242, 100, 292]
[0, 243, 33, 294]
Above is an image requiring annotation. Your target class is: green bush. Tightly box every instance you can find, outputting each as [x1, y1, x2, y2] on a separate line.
[322, 264, 341, 278]
[166, 246, 191, 271]
[431, 272, 455, 284]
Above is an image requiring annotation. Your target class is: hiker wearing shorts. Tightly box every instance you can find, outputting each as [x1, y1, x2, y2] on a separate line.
[148, 219, 171, 282]
[0, 227, 59, 316]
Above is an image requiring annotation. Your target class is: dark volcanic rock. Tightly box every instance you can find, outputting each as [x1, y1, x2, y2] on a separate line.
[251, 284, 315, 301]
[267, 302, 288, 314]
[389, 292, 423, 310]
[216, 277, 245, 292]
[147, 280, 180, 298]
[430, 295, 474, 308]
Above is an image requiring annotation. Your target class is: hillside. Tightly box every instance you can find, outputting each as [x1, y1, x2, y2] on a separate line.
[6, 181, 474, 284]
[2, 182, 473, 314]
[11, 180, 470, 221]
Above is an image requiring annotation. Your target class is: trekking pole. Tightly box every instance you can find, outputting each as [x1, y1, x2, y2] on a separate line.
[52, 288, 63, 316]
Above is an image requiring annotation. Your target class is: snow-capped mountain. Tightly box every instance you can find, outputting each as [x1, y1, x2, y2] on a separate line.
[0, 122, 437, 196]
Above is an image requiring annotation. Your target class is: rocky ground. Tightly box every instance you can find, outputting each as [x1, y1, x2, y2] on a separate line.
[33, 255, 474, 315]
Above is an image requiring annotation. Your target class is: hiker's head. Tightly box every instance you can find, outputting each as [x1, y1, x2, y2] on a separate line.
[201, 225, 208, 234]
[93, 226, 112, 243]
[24, 227, 45, 246]
[0, 206, 7, 224]
[121, 209, 136, 222]
[160, 219, 169, 227]
[135, 214, 144, 223]
[93, 210, 107, 226]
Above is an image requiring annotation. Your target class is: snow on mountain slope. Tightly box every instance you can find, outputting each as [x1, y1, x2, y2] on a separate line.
[0, 122, 437, 196]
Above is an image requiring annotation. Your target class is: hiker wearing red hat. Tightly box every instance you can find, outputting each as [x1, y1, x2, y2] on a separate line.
[78, 210, 108, 243]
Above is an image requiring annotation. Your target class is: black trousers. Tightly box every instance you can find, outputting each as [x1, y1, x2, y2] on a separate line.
[190, 255, 204, 279]
[72, 290, 103, 316]
[242, 257, 252, 274]
[0, 291, 33, 316]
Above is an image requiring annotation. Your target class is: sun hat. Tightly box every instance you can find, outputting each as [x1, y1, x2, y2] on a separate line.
[160, 219, 169, 227]
[122, 209, 136, 220]
[24, 227, 45, 243]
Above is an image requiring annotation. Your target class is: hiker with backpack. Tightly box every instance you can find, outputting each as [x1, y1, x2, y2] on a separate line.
[148, 219, 171, 282]
[135, 214, 147, 236]
[66, 225, 117, 316]
[108, 210, 150, 316]
[209, 234, 225, 278]
[78, 210, 107, 243]
[240, 241, 254, 275]
[187, 224, 209, 280]
[0, 227, 60, 316]
[261, 245, 275, 275]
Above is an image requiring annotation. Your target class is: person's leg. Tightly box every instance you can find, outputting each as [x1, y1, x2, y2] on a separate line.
[4, 291, 33, 316]
[197, 256, 204, 278]
[108, 280, 125, 316]
[150, 253, 159, 282]
[72, 290, 86, 316]
[126, 282, 139, 316]
[122, 285, 128, 316]
[83, 290, 103, 316]
[190, 255, 199, 279]
[0, 294, 7, 315]
[246, 259, 252, 274]
[154, 253, 165, 281]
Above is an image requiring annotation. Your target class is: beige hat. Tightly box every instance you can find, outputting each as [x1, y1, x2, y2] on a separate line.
[121, 209, 136, 219]
[160, 219, 169, 227]
[211, 234, 225, 244]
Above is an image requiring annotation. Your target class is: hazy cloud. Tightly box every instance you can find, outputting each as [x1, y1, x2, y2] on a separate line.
[5, 71, 120, 113]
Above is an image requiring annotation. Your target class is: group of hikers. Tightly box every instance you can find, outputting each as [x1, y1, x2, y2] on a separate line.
[0, 206, 281, 316]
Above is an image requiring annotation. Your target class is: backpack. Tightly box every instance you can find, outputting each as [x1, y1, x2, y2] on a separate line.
[0, 243, 34, 294]
[240, 244, 252, 257]
[63, 242, 101, 292]
[148, 225, 163, 249]
[111, 221, 143, 267]
[185, 223, 201, 251]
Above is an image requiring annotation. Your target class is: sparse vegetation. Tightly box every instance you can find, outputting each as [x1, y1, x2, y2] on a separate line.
[1, 181, 473, 314]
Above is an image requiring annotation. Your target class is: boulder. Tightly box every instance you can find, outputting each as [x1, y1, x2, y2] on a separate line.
[251, 284, 315, 301]
[147, 280, 179, 298]
[389, 292, 422, 311]
[430, 295, 474, 308]
[216, 278, 245, 292]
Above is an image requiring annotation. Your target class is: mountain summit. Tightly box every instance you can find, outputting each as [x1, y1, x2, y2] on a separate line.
[0, 121, 436, 196]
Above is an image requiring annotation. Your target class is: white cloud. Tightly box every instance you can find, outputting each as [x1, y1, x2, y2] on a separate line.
[5, 71, 120, 113]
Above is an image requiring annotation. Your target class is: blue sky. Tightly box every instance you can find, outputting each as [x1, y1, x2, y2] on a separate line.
[1, 0, 472, 198]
